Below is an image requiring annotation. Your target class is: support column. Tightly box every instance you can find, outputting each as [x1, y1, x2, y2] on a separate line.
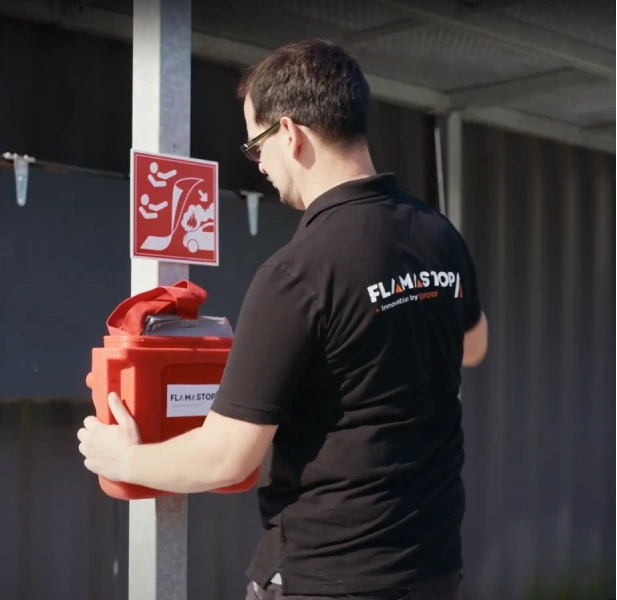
[445, 112, 463, 232]
[129, 1, 192, 598]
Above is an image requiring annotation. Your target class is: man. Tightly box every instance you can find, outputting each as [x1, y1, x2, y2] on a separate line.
[78, 39, 488, 600]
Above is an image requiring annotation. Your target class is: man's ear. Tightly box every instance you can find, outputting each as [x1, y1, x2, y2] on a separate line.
[280, 116, 302, 159]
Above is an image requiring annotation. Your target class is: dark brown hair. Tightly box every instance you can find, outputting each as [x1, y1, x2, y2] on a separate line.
[238, 39, 371, 145]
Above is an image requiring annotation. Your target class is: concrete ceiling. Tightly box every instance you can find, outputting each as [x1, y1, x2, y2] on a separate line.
[0, 0, 614, 153]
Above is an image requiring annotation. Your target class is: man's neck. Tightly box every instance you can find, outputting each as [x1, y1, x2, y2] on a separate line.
[300, 149, 377, 209]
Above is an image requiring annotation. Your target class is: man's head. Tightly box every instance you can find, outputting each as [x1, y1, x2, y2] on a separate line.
[238, 39, 373, 210]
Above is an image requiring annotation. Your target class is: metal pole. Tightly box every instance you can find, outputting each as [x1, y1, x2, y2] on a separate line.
[445, 112, 463, 232]
[130, 0, 191, 598]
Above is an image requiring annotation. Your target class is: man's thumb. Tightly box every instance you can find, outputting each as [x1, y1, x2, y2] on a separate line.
[108, 392, 132, 428]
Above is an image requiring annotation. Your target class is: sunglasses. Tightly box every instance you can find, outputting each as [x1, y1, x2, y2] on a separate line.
[240, 122, 281, 162]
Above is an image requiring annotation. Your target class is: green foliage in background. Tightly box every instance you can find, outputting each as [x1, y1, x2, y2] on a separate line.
[521, 567, 612, 600]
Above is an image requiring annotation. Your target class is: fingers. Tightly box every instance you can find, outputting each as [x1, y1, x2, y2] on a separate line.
[77, 431, 90, 465]
[83, 415, 103, 431]
[82, 457, 96, 474]
[77, 427, 93, 451]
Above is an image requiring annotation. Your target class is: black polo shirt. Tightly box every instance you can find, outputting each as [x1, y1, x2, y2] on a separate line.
[212, 174, 482, 596]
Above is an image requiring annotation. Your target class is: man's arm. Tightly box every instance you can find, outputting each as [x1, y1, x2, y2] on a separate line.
[454, 228, 488, 368]
[125, 412, 277, 493]
[463, 311, 488, 367]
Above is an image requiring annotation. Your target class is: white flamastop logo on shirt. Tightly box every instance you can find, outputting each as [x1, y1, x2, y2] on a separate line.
[367, 270, 464, 305]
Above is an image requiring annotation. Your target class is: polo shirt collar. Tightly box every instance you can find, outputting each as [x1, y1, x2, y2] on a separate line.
[299, 173, 399, 229]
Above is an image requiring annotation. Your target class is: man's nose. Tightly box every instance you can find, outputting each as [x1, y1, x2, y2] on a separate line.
[259, 163, 267, 176]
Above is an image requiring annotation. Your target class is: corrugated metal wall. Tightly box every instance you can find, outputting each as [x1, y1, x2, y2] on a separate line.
[461, 123, 615, 600]
[0, 400, 127, 600]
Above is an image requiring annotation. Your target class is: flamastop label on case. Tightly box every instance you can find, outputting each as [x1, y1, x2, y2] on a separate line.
[166, 384, 219, 418]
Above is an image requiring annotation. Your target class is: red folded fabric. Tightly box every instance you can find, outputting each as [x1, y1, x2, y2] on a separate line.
[106, 280, 207, 335]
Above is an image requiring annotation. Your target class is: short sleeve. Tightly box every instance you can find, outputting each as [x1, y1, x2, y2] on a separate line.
[211, 263, 319, 425]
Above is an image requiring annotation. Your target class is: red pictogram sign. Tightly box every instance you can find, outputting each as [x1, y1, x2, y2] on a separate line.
[130, 150, 219, 266]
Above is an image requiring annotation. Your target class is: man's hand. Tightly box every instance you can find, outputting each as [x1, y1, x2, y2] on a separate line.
[77, 393, 141, 482]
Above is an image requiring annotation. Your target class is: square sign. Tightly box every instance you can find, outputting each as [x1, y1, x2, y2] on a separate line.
[130, 149, 219, 266]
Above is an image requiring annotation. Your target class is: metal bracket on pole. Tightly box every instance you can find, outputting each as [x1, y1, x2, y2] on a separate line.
[240, 190, 263, 236]
[2, 152, 36, 206]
